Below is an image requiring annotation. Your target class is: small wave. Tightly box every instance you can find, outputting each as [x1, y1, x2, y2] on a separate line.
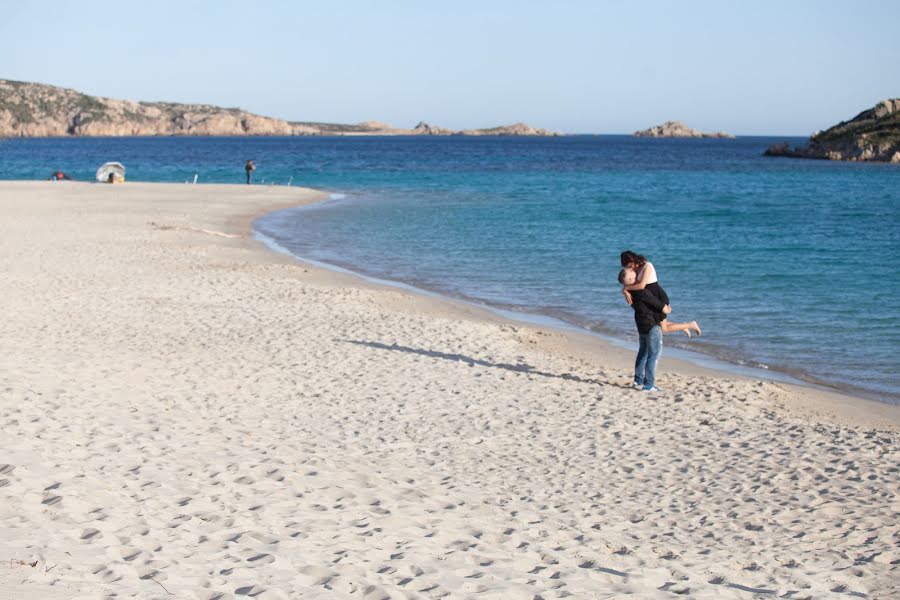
[251, 228, 294, 258]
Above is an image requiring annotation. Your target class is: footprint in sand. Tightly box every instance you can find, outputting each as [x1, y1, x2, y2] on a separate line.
[119, 547, 142, 561]
[92, 565, 124, 583]
[244, 532, 279, 545]
[234, 584, 265, 596]
[246, 553, 275, 566]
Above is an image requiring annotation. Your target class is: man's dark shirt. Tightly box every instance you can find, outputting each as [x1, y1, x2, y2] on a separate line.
[630, 282, 669, 334]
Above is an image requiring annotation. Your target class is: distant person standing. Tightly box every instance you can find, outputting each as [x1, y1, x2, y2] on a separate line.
[245, 159, 256, 184]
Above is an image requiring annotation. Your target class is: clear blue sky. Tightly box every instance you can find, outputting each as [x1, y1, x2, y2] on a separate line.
[2, 0, 898, 135]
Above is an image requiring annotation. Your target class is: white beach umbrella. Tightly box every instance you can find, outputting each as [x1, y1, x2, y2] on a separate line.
[95, 162, 126, 182]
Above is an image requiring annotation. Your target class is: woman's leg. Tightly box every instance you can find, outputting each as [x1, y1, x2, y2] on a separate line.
[660, 319, 701, 337]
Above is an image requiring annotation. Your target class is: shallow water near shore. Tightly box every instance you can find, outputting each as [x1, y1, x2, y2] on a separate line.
[2, 135, 899, 401]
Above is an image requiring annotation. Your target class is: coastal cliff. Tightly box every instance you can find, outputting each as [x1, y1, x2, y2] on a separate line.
[764, 99, 900, 163]
[0, 80, 558, 138]
[633, 120, 734, 138]
[0, 80, 298, 137]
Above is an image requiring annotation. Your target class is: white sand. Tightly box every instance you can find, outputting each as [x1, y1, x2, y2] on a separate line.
[1, 181, 897, 600]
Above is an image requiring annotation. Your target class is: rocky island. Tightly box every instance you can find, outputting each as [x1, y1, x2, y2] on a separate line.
[633, 120, 734, 138]
[764, 99, 900, 163]
[0, 79, 558, 138]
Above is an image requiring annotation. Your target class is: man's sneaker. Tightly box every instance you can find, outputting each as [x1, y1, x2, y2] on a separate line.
[642, 385, 663, 393]
[631, 381, 643, 389]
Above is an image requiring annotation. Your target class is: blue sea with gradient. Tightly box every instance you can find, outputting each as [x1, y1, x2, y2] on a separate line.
[2, 135, 898, 402]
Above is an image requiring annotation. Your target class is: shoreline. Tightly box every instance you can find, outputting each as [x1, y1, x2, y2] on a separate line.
[2, 181, 898, 599]
[254, 227, 807, 384]
[252, 200, 899, 413]
[244, 194, 900, 429]
[3, 180, 897, 428]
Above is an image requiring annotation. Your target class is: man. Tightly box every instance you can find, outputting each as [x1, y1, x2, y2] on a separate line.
[620, 268, 668, 392]
[245, 159, 255, 184]
[618, 268, 696, 393]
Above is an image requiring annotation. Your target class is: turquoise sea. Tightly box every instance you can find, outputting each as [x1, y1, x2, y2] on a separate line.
[2, 135, 898, 402]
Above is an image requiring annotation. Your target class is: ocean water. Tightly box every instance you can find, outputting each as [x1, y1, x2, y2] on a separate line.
[2, 135, 899, 402]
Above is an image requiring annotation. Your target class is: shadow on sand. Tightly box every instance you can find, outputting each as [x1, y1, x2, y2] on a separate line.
[339, 339, 613, 387]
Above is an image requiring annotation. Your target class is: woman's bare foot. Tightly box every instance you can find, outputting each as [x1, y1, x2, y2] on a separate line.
[683, 329, 692, 338]
[691, 321, 702, 336]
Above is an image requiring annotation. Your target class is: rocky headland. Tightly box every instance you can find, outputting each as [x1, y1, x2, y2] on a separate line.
[456, 122, 557, 136]
[633, 120, 734, 138]
[764, 99, 900, 163]
[0, 80, 558, 137]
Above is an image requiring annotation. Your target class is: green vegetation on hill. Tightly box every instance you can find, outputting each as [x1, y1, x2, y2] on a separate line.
[289, 121, 379, 133]
[812, 104, 900, 146]
[765, 99, 900, 163]
[0, 80, 36, 122]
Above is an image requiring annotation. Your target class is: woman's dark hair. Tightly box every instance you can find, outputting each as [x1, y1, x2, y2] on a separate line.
[620, 250, 647, 268]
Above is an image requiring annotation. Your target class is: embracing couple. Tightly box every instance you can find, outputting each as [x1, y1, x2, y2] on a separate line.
[618, 250, 701, 393]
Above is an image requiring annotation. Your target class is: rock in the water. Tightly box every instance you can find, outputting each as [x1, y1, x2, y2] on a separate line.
[456, 122, 558, 136]
[413, 121, 453, 135]
[633, 120, 734, 138]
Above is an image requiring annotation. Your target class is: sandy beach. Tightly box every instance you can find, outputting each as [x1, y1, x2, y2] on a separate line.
[1, 181, 898, 600]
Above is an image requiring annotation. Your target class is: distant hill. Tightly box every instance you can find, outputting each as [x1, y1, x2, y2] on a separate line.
[633, 120, 733, 138]
[765, 99, 900, 163]
[0, 79, 558, 137]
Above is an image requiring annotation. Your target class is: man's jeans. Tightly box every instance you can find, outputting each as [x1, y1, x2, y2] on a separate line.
[634, 325, 663, 388]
